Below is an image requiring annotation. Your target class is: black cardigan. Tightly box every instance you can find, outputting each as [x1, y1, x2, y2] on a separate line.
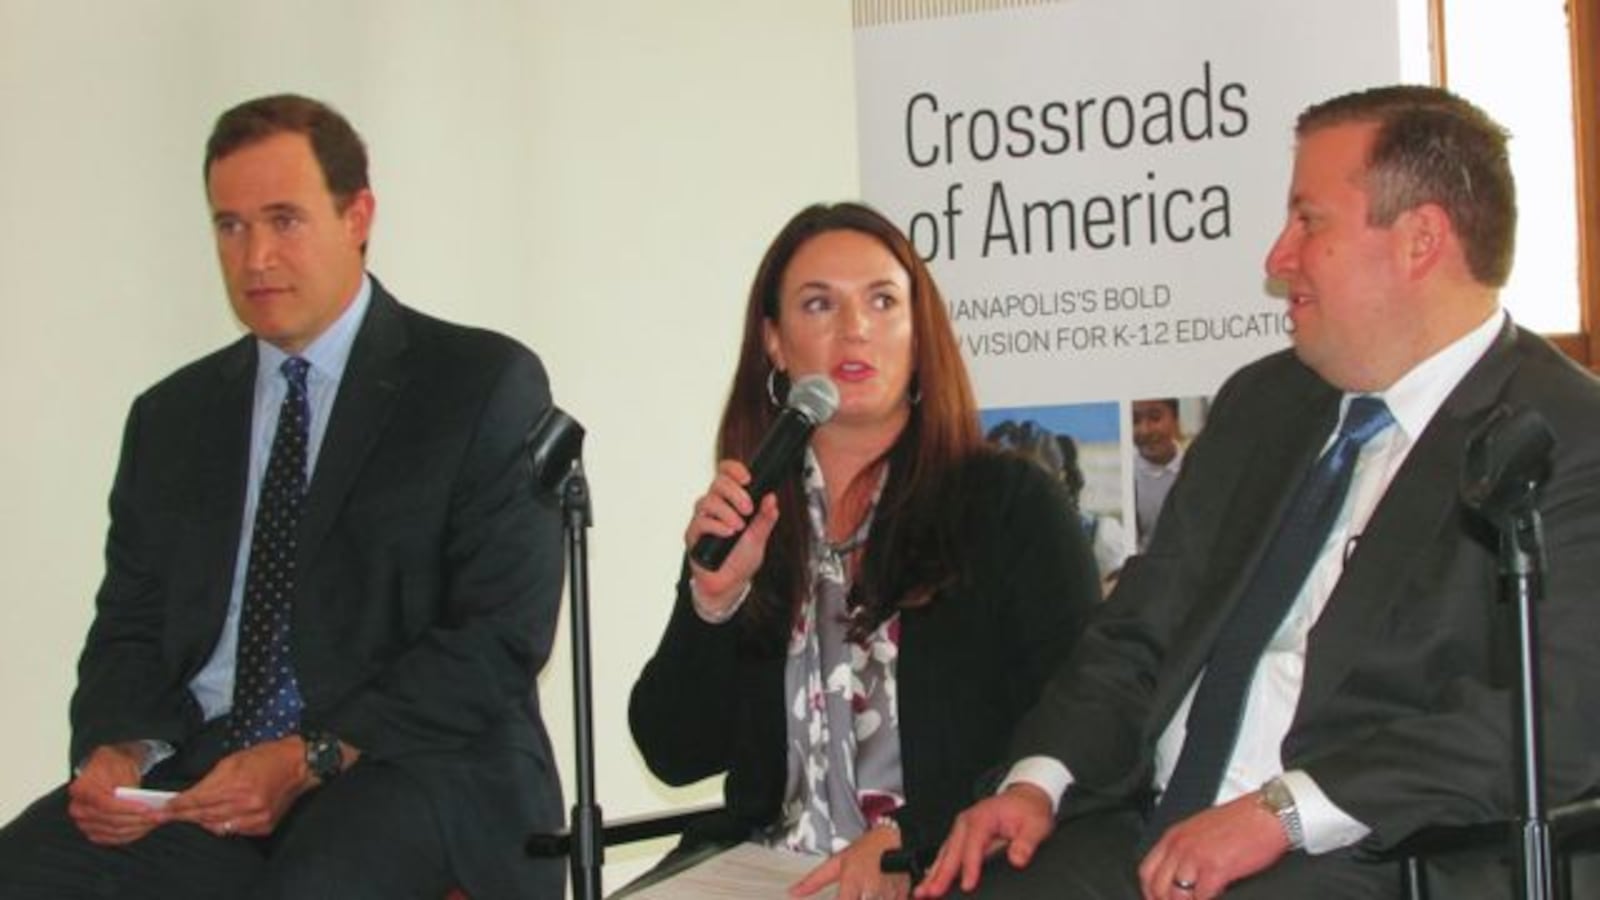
[629, 452, 1100, 861]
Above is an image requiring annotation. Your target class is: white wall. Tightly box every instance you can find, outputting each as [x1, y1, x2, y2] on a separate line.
[0, 0, 858, 883]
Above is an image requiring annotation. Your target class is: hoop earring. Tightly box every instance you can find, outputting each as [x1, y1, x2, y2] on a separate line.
[767, 368, 788, 408]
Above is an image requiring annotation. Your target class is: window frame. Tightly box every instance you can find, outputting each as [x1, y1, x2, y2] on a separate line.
[1431, 0, 1597, 366]
[1568, 0, 1599, 368]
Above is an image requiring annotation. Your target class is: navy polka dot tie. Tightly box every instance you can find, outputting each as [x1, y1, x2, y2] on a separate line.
[228, 356, 310, 749]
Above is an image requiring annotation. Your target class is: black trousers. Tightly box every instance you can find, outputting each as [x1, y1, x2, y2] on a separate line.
[0, 759, 456, 900]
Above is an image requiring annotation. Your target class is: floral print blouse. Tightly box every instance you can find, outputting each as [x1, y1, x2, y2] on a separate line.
[767, 449, 904, 855]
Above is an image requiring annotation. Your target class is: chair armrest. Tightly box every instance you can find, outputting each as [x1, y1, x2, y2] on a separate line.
[1391, 794, 1600, 861]
[525, 830, 570, 858]
[1551, 796, 1600, 840]
[526, 803, 726, 857]
[604, 804, 727, 845]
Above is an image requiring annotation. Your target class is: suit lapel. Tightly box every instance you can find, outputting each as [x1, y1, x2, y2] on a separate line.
[1295, 321, 1521, 722]
[297, 285, 410, 565]
[194, 339, 258, 645]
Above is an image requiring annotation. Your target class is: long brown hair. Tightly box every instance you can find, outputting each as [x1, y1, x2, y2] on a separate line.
[716, 202, 982, 646]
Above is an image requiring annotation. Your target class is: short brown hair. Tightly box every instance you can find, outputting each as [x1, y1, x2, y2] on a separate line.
[1297, 84, 1515, 287]
[204, 94, 369, 210]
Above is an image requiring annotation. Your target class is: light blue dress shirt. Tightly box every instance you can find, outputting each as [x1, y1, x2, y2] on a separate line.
[187, 276, 373, 722]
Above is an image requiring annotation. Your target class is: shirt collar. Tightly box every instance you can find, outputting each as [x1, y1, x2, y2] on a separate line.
[254, 273, 372, 382]
[1355, 307, 1506, 441]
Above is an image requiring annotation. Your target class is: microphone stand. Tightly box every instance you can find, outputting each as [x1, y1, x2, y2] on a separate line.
[525, 408, 604, 900]
[1503, 506, 1552, 900]
[1462, 405, 1554, 900]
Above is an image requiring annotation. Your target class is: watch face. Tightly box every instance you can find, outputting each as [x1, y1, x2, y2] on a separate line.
[307, 733, 341, 778]
[1261, 779, 1293, 811]
[1260, 779, 1304, 849]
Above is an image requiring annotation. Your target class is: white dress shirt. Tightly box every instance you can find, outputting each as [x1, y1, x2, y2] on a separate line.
[1006, 309, 1507, 854]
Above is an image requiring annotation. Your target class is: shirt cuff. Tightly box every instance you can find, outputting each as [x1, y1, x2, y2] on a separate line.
[997, 756, 1074, 815]
[689, 579, 751, 624]
[1278, 769, 1370, 855]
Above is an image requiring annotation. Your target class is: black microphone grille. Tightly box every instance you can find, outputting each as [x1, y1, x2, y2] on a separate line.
[1460, 403, 1554, 522]
[787, 375, 840, 425]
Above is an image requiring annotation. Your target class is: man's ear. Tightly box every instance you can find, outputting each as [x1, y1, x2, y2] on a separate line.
[1399, 202, 1451, 279]
[342, 188, 376, 248]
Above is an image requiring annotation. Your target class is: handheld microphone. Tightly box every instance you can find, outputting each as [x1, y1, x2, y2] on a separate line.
[690, 374, 840, 571]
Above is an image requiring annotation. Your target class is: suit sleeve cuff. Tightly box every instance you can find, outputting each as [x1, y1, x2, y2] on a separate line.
[1279, 769, 1370, 854]
[998, 756, 1073, 815]
[73, 740, 175, 778]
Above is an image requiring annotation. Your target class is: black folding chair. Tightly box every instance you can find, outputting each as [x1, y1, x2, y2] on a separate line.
[1397, 798, 1600, 899]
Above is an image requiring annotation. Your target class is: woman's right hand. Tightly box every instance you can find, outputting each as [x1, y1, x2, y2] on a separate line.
[683, 459, 781, 614]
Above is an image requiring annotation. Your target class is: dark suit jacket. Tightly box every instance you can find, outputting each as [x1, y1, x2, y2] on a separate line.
[1012, 322, 1600, 851]
[629, 452, 1101, 859]
[67, 279, 564, 898]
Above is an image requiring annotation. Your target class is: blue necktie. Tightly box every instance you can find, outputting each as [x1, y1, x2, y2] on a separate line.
[228, 356, 310, 749]
[1144, 396, 1395, 840]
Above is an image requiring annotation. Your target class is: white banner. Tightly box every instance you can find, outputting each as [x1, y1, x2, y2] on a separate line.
[855, 0, 1400, 563]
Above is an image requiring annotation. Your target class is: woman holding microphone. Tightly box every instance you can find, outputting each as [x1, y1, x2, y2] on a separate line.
[629, 203, 1098, 900]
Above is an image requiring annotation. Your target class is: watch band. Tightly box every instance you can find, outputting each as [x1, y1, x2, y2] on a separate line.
[1259, 777, 1305, 850]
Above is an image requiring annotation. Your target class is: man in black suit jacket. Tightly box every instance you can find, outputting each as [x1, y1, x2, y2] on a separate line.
[0, 95, 564, 899]
[917, 86, 1600, 900]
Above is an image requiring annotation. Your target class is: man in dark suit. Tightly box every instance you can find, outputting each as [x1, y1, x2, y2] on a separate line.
[0, 94, 565, 899]
[916, 85, 1600, 900]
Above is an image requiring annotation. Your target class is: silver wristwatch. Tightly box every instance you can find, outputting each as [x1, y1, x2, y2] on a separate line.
[1259, 777, 1305, 850]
